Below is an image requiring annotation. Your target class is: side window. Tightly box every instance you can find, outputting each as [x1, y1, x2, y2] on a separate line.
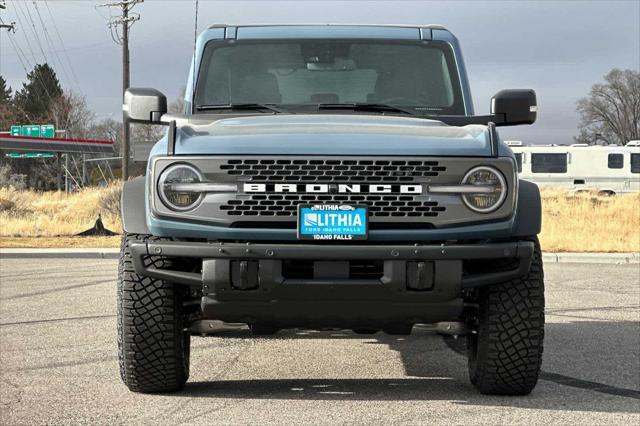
[514, 153, 523, 173]
[631, 153, 640, 173]
[531, 153, 567, 173]
[608, 153, 624, 169]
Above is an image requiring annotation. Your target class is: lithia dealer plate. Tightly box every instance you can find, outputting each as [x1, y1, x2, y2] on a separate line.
[297, 204, 368, 241]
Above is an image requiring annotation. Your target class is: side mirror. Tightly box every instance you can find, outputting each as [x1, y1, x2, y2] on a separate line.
[123, 88, 167, 124]
[491, 89, 537, 126]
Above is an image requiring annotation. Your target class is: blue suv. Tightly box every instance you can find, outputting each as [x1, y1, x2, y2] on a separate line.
[119, 24, 544, 395]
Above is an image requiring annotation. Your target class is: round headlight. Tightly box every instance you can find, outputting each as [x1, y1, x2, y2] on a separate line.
[158, 164, 204, 211]
[461, 166, 507, 213]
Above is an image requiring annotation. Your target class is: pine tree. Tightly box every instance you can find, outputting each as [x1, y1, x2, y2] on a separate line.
[0, 76, 12, 105]
[0, 76, 18, 130]
[3, 66, 63, 189]
[13, 63, 63, 120]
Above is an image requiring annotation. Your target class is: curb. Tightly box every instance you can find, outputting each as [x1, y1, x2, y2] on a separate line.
[1, 248, 638, 264]
[541, 252, 639, 264]
[0, 249, 119, 259]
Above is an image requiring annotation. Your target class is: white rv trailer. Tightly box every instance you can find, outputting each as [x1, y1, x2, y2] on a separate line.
[507, 141, 640, 194]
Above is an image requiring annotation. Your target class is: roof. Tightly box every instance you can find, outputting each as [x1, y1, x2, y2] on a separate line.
[201, 24, 452, 41]
[208, 23, 448, 30]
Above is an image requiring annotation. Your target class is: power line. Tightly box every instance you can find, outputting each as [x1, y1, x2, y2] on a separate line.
[43, 0, 80, 88]
[1, 16, 56, 107]
[32, 0, 79, 93]
[1, 23, 36, 121]
[15, 0, 50, 65]
[1, 8, 65, 123]
[0, 1, 15, 32]
[13, 0, 76, 96]
[0, 17, 33, 122]
[10, 1, 65, 104]
[31, 1, 74, 91]
[98, 0, 141, 45]
[8, 1, 39, 66]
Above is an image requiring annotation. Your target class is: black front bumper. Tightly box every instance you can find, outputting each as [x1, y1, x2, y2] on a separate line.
[129, 240, 534, 328]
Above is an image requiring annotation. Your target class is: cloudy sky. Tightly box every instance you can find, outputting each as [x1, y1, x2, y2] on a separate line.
[1, 0, 639, 144]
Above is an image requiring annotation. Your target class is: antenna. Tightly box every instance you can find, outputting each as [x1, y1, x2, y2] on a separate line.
[191, 0, 199, 112]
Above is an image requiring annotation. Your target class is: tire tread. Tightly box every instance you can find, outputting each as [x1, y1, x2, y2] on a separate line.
[468, 238, 545, 395]
[117, 233, 189, 393]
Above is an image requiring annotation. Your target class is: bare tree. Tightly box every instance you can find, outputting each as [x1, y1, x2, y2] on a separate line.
[168, 86, 186, 114]
[90, 118, 123, 155]
[131, 123, 165, 143]
[46, 92, 95, 139]
[575, 69, 640, 145]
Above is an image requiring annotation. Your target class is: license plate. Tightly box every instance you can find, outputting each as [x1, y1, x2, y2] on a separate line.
[298, 204, 368, 241]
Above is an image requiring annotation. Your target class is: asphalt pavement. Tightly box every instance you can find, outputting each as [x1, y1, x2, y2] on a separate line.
[0, 258, 639, 425]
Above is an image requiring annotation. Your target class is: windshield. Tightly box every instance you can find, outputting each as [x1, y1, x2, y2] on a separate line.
[194, 40, 465, 114]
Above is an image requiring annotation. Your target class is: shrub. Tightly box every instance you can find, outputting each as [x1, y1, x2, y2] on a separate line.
[98, 182, 122, 217]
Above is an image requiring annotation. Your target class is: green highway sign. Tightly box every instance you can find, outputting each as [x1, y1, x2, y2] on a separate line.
[8, 124, 56, 138]
[22, 125, 42, 137]
[40, 124, 55, 138]
[5, 153, 55, 159]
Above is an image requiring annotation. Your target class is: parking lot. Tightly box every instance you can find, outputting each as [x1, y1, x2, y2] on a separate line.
[1, 258, 638, 425]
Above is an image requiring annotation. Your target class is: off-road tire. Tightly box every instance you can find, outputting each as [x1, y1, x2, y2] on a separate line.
[467, 237, 544, 395]
[118, 233, 190, 393]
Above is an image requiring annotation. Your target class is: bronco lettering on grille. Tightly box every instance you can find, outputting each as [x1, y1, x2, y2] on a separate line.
[243, 183, 424, 194]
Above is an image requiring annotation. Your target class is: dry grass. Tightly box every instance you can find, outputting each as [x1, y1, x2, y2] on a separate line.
[0, 184, 639, 252]
[539, 189, 640, 253]
[0, 182, 123, 240]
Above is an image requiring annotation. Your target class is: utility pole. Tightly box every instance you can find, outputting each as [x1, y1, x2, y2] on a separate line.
[0, 21, 15, 32]
[0, 0, 16, 33]
[121, 3, 131, 181]
[98, 0, 143, 181]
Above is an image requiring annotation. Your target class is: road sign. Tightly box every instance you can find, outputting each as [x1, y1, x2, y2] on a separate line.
[21, 125, 41, 137]
[40, 125, 55, 138]
[7, 124, 56, 138]
[5, 153, 55, 159]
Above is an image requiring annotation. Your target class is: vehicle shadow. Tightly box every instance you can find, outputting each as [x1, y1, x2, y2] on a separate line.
[179, 320, 640, 413]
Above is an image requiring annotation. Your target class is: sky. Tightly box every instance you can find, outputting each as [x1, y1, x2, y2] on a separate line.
[1, 0, 639, 144]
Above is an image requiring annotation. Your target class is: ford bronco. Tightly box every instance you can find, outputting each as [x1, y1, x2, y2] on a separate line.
[119, 24, 544, 395]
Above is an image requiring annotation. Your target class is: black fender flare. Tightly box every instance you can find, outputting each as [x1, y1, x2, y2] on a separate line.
[121, 176, 150, 235]
[512, 179, 542, 237]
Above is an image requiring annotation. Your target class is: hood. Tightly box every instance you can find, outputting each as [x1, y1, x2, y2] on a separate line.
[151, 114, 505, 157]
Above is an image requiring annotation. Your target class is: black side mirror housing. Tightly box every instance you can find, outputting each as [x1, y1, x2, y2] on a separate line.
[123, 88, 167, 124]
[491, 89, 537, 126]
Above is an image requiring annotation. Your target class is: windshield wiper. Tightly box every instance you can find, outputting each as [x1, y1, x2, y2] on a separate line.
[316, 103, 419, 116]
[196, 103, 287, 113]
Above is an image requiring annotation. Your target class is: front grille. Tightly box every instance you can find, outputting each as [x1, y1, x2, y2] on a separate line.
[220, 158, 447, 219]
[221, 194, 446, 218]
[220, 159, 446, 183]
[152, 155, 516, 230]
